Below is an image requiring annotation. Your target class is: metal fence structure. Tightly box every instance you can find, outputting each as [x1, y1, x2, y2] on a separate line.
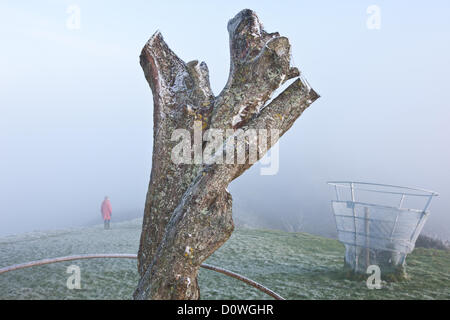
[328, 181, 438, 275]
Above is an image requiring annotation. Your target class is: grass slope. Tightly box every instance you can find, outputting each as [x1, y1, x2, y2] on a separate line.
[0, 219, 448, 299]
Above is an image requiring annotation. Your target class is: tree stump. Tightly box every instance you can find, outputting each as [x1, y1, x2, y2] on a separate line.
[134, 9, 319, 300]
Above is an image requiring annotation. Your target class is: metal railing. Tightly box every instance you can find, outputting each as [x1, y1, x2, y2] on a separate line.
[327, 181, 438, 212]
[0, 253, 284, 300]
[327, 181, 438, 271]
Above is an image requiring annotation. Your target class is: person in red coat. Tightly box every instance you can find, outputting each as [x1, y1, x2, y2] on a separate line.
[101, 196, 112, 229]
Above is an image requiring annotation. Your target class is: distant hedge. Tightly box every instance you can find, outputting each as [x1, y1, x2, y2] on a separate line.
[416, 234, 449, 251]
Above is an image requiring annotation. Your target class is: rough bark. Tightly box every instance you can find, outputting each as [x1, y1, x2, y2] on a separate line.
[134, 9, 319, 300]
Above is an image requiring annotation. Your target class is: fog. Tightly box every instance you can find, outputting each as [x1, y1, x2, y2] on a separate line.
[1, 1, 449, 240]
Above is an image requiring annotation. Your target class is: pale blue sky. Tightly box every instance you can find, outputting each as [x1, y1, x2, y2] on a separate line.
[1, 1, 449, 238]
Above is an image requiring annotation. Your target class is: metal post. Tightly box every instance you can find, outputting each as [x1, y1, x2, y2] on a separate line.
[398, 194, 405, 209]
[350, 182, 358, 270]
[364, 206, 370, 268]
[423, 194, 433, 212]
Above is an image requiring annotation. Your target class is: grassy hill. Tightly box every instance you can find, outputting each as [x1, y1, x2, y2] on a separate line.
[0, 219, 448, 300]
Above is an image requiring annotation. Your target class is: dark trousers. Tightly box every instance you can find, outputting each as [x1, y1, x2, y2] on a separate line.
[104, 219, 110, 229]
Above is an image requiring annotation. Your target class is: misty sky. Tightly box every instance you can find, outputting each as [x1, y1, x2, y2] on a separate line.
[1, 1, 449, 239]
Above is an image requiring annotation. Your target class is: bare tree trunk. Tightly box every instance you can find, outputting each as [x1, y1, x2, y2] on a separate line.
[134, 9, 319, 300]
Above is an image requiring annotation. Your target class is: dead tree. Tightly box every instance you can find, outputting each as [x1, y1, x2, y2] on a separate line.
[134, 9, 319, 300]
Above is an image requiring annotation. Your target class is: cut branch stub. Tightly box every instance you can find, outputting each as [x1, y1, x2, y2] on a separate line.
[134, 9, 319, 300]
[212, 9, 300, 131]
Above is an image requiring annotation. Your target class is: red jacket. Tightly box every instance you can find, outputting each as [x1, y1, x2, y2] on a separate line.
[101, 199, 112, 220]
